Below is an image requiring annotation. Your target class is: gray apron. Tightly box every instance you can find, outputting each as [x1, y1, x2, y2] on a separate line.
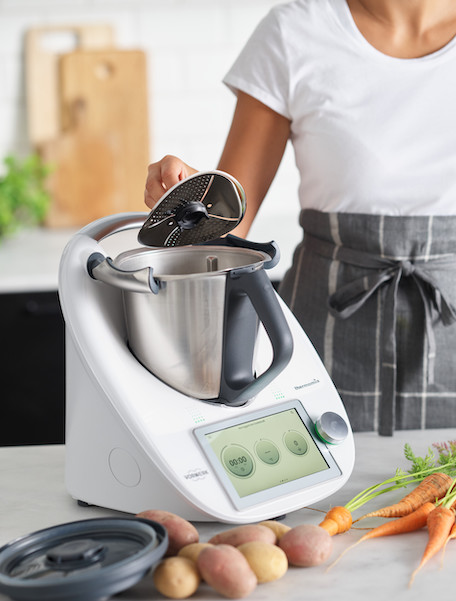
[279, 209, 456, 436]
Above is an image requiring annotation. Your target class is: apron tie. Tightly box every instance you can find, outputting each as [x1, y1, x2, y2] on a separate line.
[304, 234, 456, 435]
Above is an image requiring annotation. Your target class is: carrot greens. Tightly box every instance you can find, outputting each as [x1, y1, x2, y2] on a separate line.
[396, 441, 456, 480]
[432, 440, 456, 473]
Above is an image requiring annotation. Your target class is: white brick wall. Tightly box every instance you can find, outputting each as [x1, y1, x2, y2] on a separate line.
[0, 0, 302, 277]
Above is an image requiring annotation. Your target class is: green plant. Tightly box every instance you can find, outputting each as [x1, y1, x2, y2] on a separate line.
[0, 154, 52, 238]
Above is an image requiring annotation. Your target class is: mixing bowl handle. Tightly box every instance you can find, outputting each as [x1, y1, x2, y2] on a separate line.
[87, 253, 161, 294]
[219, 267, 294, 405]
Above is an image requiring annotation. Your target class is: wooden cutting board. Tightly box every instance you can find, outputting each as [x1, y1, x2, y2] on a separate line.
[59, 49, 150, 216]
[40, 101, 126, 228]
[41, 49, 150, 227]
[26, 25, 115, 146]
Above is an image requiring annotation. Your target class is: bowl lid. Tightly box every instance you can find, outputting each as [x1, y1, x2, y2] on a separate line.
[138, 170, 246, 247]
[0, 517, 168, 601]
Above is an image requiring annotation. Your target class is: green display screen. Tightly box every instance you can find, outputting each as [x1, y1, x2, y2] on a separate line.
[195, 401, 339, 507]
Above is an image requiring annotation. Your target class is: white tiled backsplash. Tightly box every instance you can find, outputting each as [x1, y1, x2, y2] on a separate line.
[0, 0, 302, 278]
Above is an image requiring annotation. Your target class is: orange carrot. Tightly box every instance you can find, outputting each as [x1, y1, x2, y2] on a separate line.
[320, 467, 454, 537]
[319, 506, 352, 536]
[326, 502, 435, 571]
[356, 501, 436, 540]
[440, 521, 456, 568]
[440, 496, 456, 567]
[409, 505, 455, 586]
[354, 472, 453, 522]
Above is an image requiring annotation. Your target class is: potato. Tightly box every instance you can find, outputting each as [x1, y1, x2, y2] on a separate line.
[136, 509, 199, 556]
[197, 544, 257, 599]
[178, 542, 214, 563]
[279, 524, 333, 567]
[258, 520, 291, 541]
[238, 541, 288, 583]
[153, 556, 201, 599]
[208, 524, 276, 546]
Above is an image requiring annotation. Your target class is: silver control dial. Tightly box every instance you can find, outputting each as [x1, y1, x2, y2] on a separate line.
[315, 412, 348, 445]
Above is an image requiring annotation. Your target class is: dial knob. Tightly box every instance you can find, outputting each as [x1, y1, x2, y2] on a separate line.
[315, 412, 348, 445]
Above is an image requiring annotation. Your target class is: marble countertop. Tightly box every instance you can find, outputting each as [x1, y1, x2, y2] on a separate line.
[1, 429, 454, 600]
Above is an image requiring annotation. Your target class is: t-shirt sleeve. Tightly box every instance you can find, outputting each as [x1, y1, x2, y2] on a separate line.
[223, 9, 291, 119]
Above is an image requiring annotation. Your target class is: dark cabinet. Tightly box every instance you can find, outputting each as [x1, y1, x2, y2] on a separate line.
[0, 291, 65, 445]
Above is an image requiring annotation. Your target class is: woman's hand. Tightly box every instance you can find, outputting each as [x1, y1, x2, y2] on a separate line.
[144, 155, 198, 208]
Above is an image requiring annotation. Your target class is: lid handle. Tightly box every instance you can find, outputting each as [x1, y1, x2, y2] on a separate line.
[46, 539, 106, 569]
[175, 201, 209, 230]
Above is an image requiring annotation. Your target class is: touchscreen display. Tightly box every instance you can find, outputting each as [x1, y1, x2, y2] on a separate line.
[194, 401, 341, 508]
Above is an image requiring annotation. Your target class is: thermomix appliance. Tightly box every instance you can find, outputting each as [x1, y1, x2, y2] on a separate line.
[59, 171, 355, 523]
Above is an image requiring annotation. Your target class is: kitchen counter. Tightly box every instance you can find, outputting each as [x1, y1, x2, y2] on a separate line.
[1, 429, 454, 600]
[0, 227, 77, 293]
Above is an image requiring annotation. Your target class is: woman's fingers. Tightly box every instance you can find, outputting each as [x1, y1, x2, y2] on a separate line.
[144, 162, 168, 208]
[144, 155, 197, 208]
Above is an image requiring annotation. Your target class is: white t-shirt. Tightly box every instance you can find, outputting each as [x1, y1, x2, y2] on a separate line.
[223, 0, 456, 216]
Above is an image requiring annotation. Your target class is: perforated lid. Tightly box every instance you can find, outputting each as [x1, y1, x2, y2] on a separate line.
[138, 170, 246, 247]
[0, 518, 168, 601]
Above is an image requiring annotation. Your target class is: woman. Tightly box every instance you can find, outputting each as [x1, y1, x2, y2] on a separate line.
[144, 0, 456, 435]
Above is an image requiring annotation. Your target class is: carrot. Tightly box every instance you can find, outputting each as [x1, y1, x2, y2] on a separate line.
[439, 496, 456, 567]
[355, 501, 436, 540]
[319, 506, 352, 536]
[409, 505, 455, 586]
[319, 466, 453, 536]
[439, 521, 456, 568]
[326, 502, 435, 571]
[354, 472, 453, 522]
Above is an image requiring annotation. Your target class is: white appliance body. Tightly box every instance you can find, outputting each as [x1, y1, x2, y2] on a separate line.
[59, 214, 355, 523]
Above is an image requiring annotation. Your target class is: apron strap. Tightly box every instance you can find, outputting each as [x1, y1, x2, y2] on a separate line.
[304, 234, 456, 435]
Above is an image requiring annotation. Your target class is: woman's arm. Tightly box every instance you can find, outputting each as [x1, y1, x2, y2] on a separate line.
[144, 91, 291, 238]
[217, 91, 291, 238]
